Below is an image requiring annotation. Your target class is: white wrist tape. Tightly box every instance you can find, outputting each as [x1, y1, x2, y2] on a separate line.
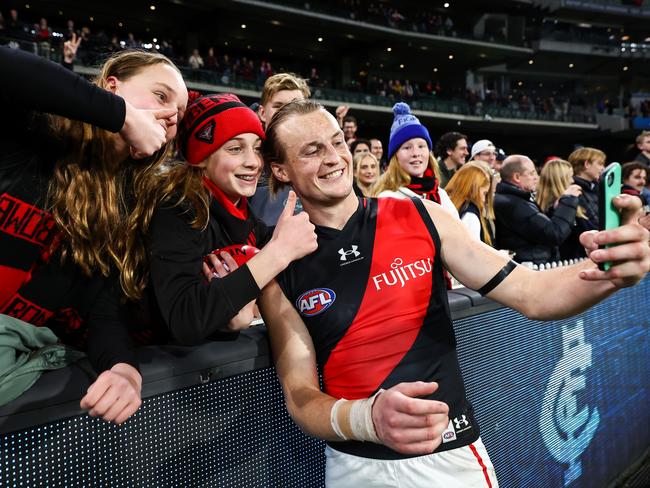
[330, 397, 350, 441]
[330, 390, 383, 443]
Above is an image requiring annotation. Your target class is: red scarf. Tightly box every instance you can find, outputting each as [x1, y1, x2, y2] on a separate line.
[406, 168, 441, 204]
[202, 176, 249, 220]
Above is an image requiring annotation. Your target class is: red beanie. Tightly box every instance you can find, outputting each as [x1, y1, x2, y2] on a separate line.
[177, 93, 265, 165]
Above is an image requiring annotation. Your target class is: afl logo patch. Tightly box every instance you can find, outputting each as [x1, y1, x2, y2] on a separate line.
[296, 288, 336, 317]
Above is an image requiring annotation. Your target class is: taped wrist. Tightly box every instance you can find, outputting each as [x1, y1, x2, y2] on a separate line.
[330, 390, 383, 443]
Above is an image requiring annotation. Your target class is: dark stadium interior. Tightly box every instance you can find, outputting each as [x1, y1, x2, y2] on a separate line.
[4, 0, 650, 162]
[1, 1, 649, 487]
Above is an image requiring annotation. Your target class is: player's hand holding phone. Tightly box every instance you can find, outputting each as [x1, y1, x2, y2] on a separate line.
[578, 162, 650, 288]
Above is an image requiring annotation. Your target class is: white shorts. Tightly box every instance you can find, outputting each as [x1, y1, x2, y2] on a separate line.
[325, 437, 498, 488]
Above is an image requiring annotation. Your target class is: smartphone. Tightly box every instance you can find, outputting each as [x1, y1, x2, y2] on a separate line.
[597, 162, 622, 271]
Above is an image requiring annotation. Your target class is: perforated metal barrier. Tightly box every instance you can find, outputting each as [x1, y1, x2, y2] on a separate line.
[1, 280, 648, 487]
[1, 368, 325, 487]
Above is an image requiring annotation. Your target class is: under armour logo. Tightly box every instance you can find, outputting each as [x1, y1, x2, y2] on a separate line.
[195, 120, 215, 143]
[338, 245, 360, 261]
[453, 415, 469, 430]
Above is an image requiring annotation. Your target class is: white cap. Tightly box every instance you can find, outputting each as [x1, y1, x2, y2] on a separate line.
[471, 139, 496, 159]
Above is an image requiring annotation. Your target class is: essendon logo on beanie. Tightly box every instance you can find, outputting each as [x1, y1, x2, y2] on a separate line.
[178, 93, 264, 165]
[195, 119, 215, 144]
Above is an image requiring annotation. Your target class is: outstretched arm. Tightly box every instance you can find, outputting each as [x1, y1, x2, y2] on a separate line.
[426, 194, 650, 320]
[259, 280, 449, 454]
[0, 46, 176, 158]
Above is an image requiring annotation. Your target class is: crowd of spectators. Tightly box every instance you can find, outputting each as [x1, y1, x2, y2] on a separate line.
[282, 0, 504, 43]
[346, 115, 650, 266]
[0, 6, 624, 125]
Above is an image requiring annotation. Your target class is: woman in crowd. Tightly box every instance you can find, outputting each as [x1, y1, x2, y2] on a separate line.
[125, 93, 318, 346]
[536, 158, 583, 261]
[445, 164, 493, 245]
[372, 103, 457, 217]
[0, 46, 187, 424]
[352, 152, 379, 197]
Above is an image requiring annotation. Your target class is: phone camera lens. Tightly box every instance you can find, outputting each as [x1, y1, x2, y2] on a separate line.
[607, 173, 613, 185]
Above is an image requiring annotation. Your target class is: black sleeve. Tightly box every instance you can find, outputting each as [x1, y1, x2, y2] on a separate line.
[87, 279, 139, 374]
[0, 46, 126, 132]
[148, 205, 261, 346]
[519, 196, 579, 245]
[254, 217, 273, 248]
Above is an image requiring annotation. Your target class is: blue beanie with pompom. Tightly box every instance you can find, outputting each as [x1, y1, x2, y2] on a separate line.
[387, 102, 432, 161]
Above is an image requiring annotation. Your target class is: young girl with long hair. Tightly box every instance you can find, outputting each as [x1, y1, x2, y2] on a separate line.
[371, 103, 457, 217]
[536, 158, 583, 260]
[137, 93, 317, 344]
[0, 47, 187, 424]
[445, 164, 493, 246]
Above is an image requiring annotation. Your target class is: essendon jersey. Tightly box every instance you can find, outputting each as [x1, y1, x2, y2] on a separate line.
[278, 197, 479, 459]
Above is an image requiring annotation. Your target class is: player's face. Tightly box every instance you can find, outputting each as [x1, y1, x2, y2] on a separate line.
[396, 137, 430, 178]
[273, 109, 353, 204]
[108, 63, 187, 142]
[199, 133, 263, 203]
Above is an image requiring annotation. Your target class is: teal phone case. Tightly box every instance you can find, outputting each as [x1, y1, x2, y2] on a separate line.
[598, 162, 621, 271]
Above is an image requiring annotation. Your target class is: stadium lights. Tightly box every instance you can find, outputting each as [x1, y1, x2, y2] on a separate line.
[444, 2, 450, 7]
[528, 59, 534, 64]
[448, 54, 454, 59]
[569, 63, 574, 68]
[433, 67, 438, 72]
[317, 37, 323, 42]
[623, 66, 629, 71]
[150, 4, 156, 10]
[153, 38, 157, 43]
[241, 24, 246, 29]
[387, 47, 392, 52]
[400, 64, 405, 68]
[89, 16, 94, 22]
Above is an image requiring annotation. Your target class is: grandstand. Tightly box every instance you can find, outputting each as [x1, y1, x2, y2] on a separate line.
[2, 0, 650, 159]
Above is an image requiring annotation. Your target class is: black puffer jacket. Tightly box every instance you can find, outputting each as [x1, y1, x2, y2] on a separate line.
[559, 176, 599, 259]
[494, 181, 579, 265]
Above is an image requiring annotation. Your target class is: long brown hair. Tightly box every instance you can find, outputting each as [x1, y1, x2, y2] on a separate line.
[445, 164, 492, 245]
[47, 50, 188, 300]
[371, 152, 440, 196]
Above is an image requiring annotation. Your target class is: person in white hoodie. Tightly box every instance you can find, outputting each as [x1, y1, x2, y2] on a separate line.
[371, 103, 458, 218]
